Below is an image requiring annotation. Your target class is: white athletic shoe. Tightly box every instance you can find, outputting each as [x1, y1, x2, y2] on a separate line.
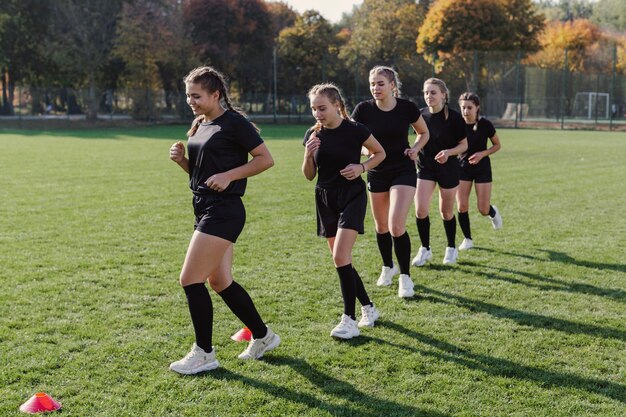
[358, 304, 380, 328]
[490, 206, 502, 230]
[238, 327, 281, 360]
[459, 238, 474, 251]
[169, 343, 219, 375]
[411, 247, 432, 267]
[398, 274, 415, 298]
[376, 264, 398, 286]
[443, 247, 458, 265]
[330, 314, 360, 339]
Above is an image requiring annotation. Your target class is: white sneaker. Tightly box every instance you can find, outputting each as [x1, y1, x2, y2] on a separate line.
[443, 247, 458, 264]
[330, 314, 360, 339]
[238, 327, 281, 360]
[169, 343, 219, 375]
[459, 238, 474, 251]
[358, 304, 380, 328]
[490, 206, 502, 230]
[411, 246, 432, 266]
[398, 274, 415, 298]
[376, 264, 398, 286]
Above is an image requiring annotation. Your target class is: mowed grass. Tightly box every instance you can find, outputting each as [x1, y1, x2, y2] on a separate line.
[0, 124, 624, 417]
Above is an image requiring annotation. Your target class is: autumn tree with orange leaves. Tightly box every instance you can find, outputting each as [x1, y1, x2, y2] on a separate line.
[416, 0, 544, 71]
[525, 19, 602, 72]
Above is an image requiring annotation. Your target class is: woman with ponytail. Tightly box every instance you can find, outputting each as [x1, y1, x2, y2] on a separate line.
[412, 78, 467, 267]
[351, 66, 429, 298]
[456, 92, 502, 251]
[168, 66, 279, 374]
[302, 83, 386, 339]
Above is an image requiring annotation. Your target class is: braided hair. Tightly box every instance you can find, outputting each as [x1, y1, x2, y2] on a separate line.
[369, 66, 402, 98]
[458, 92, 481, 131]
[183, 66, 259, 137]
[307, 83, 350, 132]
[424, 77, 450, 120]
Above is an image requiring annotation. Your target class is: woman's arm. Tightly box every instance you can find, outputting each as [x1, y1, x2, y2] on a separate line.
[469, 133, 501, 164]
[435, 138, 468, 164]
[302, 133, 320, 181]
[170, 141, 190, 173]
[405, 115, 430, 160]
[340, 134, 386, 180]
[205, 143, 274, 192]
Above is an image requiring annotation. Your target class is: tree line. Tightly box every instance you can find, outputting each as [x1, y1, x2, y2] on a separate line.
[1, 0, 624, 120]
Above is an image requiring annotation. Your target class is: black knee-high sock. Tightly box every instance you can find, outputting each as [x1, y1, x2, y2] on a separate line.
[218, 281, 267, 339]
[416, 216, 430, 249]
[458, 211, 472, 239]
[392, 232, 411, 275]
[183, 283, 213, 352]
[352, 267, 372, 307]
[488, 205, 496, 217]
[336, 264, 356, 320]
[376, 232, 394, 267]
[443, 217, 457, 248]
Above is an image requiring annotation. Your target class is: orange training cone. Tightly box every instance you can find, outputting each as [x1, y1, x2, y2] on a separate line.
[230, 327, 252, 342]
[19, 392, 61, 413]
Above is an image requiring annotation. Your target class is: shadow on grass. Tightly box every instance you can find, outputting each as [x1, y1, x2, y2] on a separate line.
[476, 247, 626, 274]
[459, 262, 626, 303]
[377, 320, 626, 404]
[205, 356, 450, 417]
[538, 249, 626, 274]
[417, 285, 626, 342]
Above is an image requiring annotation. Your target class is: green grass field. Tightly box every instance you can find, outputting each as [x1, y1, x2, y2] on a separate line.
[1, 124, 624, 416]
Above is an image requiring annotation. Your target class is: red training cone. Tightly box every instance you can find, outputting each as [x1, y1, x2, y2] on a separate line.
[230, 327, 252, 342]
[19, 392, 61, 413]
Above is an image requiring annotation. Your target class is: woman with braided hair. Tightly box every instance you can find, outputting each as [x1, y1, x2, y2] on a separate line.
[412, 78, 467, 267]
[302, 83, 386, 339]
[168, 66, 280, 374]
[456, 92, 502, 251]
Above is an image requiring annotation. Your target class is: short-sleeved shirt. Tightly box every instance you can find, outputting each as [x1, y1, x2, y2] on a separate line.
[303, 119, 371, 188]
[460, 118, 496, 163]
[351, 98, 421, 173]
[420, 107, 466, 158]
[187, 110, 263, 196]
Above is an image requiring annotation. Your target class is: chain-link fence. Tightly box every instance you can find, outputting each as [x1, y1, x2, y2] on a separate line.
[2, 49, 625, 130]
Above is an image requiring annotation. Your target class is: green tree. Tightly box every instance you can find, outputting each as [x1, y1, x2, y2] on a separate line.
[0, 0, 52, 115]
[340, 0, 430, 97]
[592, 0, 626, 31]
[276, 11, 340, 95]
[113, 0, 196, 119]
[184, 0, 274, 95]
[46, 0, 125, 120]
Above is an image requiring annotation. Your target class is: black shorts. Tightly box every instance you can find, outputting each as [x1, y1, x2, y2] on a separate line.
[459, 158, 492, 183]
[315, 180, 367, 237]
[417, 155, 460, 189]
[193, 194, 246, 243]
[367, 167, 417, 193]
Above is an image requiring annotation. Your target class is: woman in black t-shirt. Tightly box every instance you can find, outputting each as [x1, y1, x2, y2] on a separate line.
[456, 92, 502, 251]
[168, 67, 280, 374]
[412, 78, 468, 267]
[302, 83, 386, 340]
[352, 66, 429, 299]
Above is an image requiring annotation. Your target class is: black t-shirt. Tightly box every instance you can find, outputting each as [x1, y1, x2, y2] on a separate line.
[460, 118, 496, 162]
[420, 107, 466, 157]
[187, 110, 263, 196]
[303, 119, 371, 188]
[351, 98, 421, 173]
